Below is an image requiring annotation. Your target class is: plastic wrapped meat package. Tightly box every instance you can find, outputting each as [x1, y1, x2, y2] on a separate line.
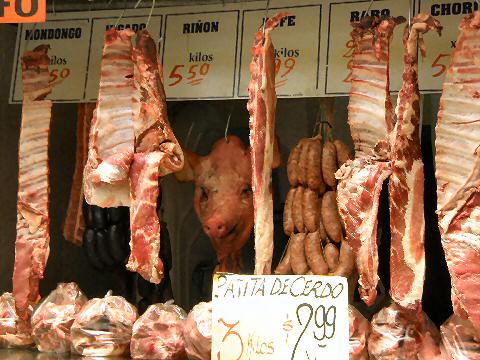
[183, 302, 211, 360]
[131, 301, 187, 359]
[31, 282, 87, 353]
[440, 314, 480, 359]
[70, 292, 138, 357]
[349, 305, 370, 360]
[368, 303, 443, 360]
[0, 293, 33, 348]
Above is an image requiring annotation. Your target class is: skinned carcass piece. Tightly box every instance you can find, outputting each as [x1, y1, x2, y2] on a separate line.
[127, 30, 184, 284]
[336, 16, 404, 306]
[183, 302, 211, 360]
[441, 315, 480, 359]
[31, 282, 87, 353]
[368, 303, 443, 360]
[389, 15, 441, 309]
[83, 28, 135, 207]
[63, 104, 95, 245]
[130, 302, 187, 359]
[349, 305, 370, 360]
[0, 293, 32, 347]
[10, 45, 58, 343]
[71, 292, 138, 356]
[435, 11, 480, 335]
[247, 13, 287, 275]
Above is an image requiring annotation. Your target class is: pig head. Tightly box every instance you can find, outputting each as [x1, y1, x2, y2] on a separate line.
[176, 135, 281, 273]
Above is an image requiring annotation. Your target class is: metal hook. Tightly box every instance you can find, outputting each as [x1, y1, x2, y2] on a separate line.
[134, 0, 143, 8]
[185, 121, 195, 148]
[408, 0, 412, 28]
[262, 0, 270, 39]
[52, 0, 55, 16]
[366, 0, 375, 13]
[224, 103, 235, 142]
[114, 0, 128, 28]
[147, 0, 155, 28]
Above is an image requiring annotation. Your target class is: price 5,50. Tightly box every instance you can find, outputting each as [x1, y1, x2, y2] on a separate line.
[168, 63, 211, 87]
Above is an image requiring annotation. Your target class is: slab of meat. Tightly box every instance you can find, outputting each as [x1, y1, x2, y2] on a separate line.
[368, 303, 442, 359]
[12, 45, 56, 338]
[130, 302, 186, 359]
[63, 103, 95, 245]
[247, 13, 287, 275]
[83, 28, 135, 207]
[441, 315, 480, 359]
[336, 16, 403, 306]
[71, 293, 138, 356]
[435, 11, 480, 335]
[389, 15, 442, 309]
[31, 282, 87, 353]
[183, 302, 211, 360]
[349, 305, 370, 360]
[127, 30, 183, 284]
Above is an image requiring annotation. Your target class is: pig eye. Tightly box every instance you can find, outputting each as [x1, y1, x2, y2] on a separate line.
[200, 187, 208, 201]
[242, 185, 252, 197]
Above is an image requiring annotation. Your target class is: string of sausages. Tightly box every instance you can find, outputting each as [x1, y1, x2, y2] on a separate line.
[276, 135, 354, 278]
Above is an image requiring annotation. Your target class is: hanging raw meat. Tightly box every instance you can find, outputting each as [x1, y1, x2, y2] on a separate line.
[441, 315, 480, 359]
[336, 16, 404, 306]
[83, 28, 135, 208]
[389, 15, 441, 309]
[126, 30, 184, 284]
[63, 103, 95, 245]
[435, 11, 480, 335]
[247, 13, 287, 275]
[11, 44, 57, 339]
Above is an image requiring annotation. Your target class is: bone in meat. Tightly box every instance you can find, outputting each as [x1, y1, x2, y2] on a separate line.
[336, 16, 403, 306]
[389, 15, 442, 309]
[247, 13, 287, 275]
[435, 11, 480, 335]
[127, 30, 184, 283]
[83, 28, 135, 207]
[63, 103, 94, 245]
[13, 45, 54, 332]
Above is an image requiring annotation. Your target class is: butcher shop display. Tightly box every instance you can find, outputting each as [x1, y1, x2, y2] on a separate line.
[435, 10, 480, 336]
[183, 302, 211, 360]
[130, 301, 187, 360]
[3, 1, 480, 358]
[70, 292, 138, 356]
[31, 282, 87, 353]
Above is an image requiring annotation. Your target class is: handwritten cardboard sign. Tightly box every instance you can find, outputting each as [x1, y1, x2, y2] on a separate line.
[212, 274, 349, 360]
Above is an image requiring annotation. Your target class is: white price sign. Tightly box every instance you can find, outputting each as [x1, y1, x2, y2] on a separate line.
[212, 274, 349, 360]
[11, 19, 92, 102]
[161, 11, 240, 99]
[417, 0, 474, 92]
[325, 0, 414, 95]
[237, 5, 323, 98]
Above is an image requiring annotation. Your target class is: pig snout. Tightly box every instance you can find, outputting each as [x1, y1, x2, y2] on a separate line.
[203, 216, 236, 239]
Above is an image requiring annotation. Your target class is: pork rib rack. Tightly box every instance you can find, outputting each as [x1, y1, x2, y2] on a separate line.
[436, 11, 480, 335]
[127, 30, 184, 284]
[83, 28, 135, 208]
[389, 15, 441, 309]
[336, 16, 404, 306]
[12, 45, 55, 333]
[247, 13, 287, 275]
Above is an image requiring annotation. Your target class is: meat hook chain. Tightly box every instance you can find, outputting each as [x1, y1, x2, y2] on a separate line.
[114, 0, 128, 27]
[224, 102, 235, 142]
[262, 0, 270, 39]
[134, 0, 156, 28]
[366, 0, 374, 13]
[408, 0, 412, 28]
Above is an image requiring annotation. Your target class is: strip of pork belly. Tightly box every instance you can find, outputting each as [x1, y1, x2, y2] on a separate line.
[83, 28, 135, 207]
[127, 30, 184, 283]
[13, 45, 54, 330]
[63, 104, 94, 245]
[336, 16, 403, 306]
[389, 15, 442, 309]
[247, 13, 287, 275]
[435, 11, 480, 334]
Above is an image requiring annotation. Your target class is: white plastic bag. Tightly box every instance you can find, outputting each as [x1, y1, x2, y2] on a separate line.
[183, 302, 211, 360]
[0, 293, 32, 348]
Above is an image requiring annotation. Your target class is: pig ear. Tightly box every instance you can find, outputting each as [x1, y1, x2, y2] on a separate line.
[175, 148, 201, 182]
[272, 135, 282, 169]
